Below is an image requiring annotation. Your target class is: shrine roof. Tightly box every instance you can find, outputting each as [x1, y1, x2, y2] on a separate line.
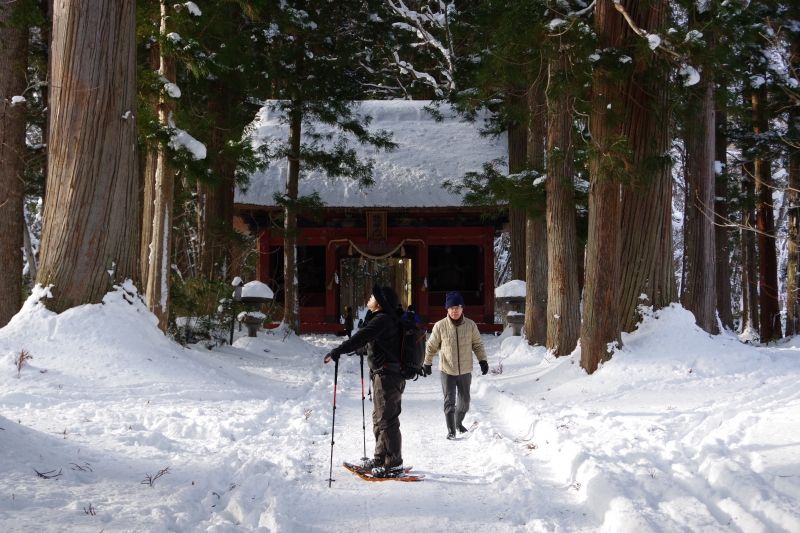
[235, 100, 507, 209]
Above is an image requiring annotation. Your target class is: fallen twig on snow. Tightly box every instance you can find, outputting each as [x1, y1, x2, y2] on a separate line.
[141, 467, 170, 487]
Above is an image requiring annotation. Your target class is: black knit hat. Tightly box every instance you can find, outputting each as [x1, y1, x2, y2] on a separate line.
[372, 283, 399, 312]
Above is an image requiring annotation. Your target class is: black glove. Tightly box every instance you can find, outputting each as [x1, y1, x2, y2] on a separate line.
[324, 352, 340, 364]
[479, 360, 489, 375]
[423, 364, 432, 376]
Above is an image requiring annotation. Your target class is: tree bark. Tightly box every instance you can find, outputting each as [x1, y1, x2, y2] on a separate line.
[787, 119, 800, 336]
[714, 110, 734, 330]
[0, 3, 28, 326]
[140, 43, 160, 292]
[580, 0, 630, 373]
[196, 93, 236, 281]
[682, 61, 718, 334]
[525, 216, 548, 345]
[741, 162, 759, 333]
[40, 0, 53, 207]
[37, 0, 140, 312]
[145, 2, 176, 332]
[508, 119, 528, 282]
[616, 0, 676, 334]
[545, 50, 580, 356]
[785, 32, 800, 336]
[751, 86, 782, 341]
[282, 104, 302, 333]
[524, 84, 547, 346]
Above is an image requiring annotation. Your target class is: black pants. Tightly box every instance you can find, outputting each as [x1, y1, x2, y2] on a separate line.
[371, 372, 405, 468]
[441, 372, 472, 417]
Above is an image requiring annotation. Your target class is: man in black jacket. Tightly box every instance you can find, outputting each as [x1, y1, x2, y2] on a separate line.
[324, 284, 405, 477]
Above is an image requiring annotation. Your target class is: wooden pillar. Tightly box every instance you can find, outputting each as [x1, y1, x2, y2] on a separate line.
[418, 242, 429, 325]
[484, 228, 495, 324]
[257, 229, 270, 283]
[325, 242, 337, 323]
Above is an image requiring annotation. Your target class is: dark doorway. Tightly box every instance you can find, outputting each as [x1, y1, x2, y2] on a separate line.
[428, 245, 484, 306]
[268, 245, 326, 307]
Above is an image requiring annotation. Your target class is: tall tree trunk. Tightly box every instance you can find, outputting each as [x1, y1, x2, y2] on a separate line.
[196, 94, 236, 281]
[740, 224, 749, 333]
[282, 104, 301, 333]
[545, 50, 580, 356]
[140, 43, 160, 292]
[679, 155, 688, 301]
[145, 2, 176, 332]
[787, 117, 800, 337]
[524, 84, 547, 345]
[751, 86, 782, 341]
[509, 120, 528, 282]
[581, 0, 635, 373]
[39, 0, 53, 207]
[616, 0, 676, 334]
[682, 60, 718, 334]
[0, 3, 28, 326]
[525, 217, 548, 344]
[715, 110, 734, 330]
[37, 0, 140, 312]
[741, 163, 759, 333]
[785, 32, 800, 336]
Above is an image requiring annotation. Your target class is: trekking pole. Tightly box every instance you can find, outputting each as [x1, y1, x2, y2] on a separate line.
[327, 358, 339, 488]
[359, 352, 367, 461]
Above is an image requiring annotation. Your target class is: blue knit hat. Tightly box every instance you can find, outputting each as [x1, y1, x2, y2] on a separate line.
[444, 291, 464, 308]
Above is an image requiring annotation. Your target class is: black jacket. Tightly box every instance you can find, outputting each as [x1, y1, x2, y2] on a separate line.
[330, 309, 400, 373]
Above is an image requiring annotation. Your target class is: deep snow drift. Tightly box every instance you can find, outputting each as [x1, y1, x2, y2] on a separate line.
[1, 287, 799, 532]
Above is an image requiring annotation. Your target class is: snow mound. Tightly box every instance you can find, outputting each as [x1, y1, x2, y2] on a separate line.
[0, 284, 217, 389]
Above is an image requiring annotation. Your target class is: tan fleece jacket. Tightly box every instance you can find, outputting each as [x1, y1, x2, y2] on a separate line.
[424, 316, 487, 376]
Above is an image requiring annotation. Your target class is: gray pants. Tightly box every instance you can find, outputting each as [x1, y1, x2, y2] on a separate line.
[372, 372, 405, 468]
[440, 372, 472, 417]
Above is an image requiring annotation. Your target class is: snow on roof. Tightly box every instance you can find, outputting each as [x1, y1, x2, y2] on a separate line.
[495, 279, 526, 298]
[235, 100, 507, 208]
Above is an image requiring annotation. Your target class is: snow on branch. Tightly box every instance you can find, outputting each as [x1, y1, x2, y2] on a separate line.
[388, 0, 456, 93]
[611, 2, 701, 87]
[611, 2, 681, 60]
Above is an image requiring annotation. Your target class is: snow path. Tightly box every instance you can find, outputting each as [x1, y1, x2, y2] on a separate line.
[1, 294, 799, 532]
[282, 333, 590, 532]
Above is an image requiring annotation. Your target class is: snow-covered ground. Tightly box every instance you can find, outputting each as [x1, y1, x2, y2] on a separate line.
[1, 287, 799, 532]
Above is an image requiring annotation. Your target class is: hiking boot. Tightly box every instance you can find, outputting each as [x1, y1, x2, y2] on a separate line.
[446, 413, 456, 440]
[456, 412, 468, 433]
[371, 463, 404, 478]
[360, 457, 382, 470]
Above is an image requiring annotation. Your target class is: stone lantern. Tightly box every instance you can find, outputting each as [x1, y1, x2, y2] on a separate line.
[495, 279, 526, 332]
[237, 280, 274, 337]
[506, 311, 525, 336]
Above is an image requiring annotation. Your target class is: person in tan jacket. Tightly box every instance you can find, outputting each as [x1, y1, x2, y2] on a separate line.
[423, 291, 488, 439]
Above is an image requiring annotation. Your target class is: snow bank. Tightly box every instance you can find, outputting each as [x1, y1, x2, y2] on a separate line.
[486, 304, 800, 532]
